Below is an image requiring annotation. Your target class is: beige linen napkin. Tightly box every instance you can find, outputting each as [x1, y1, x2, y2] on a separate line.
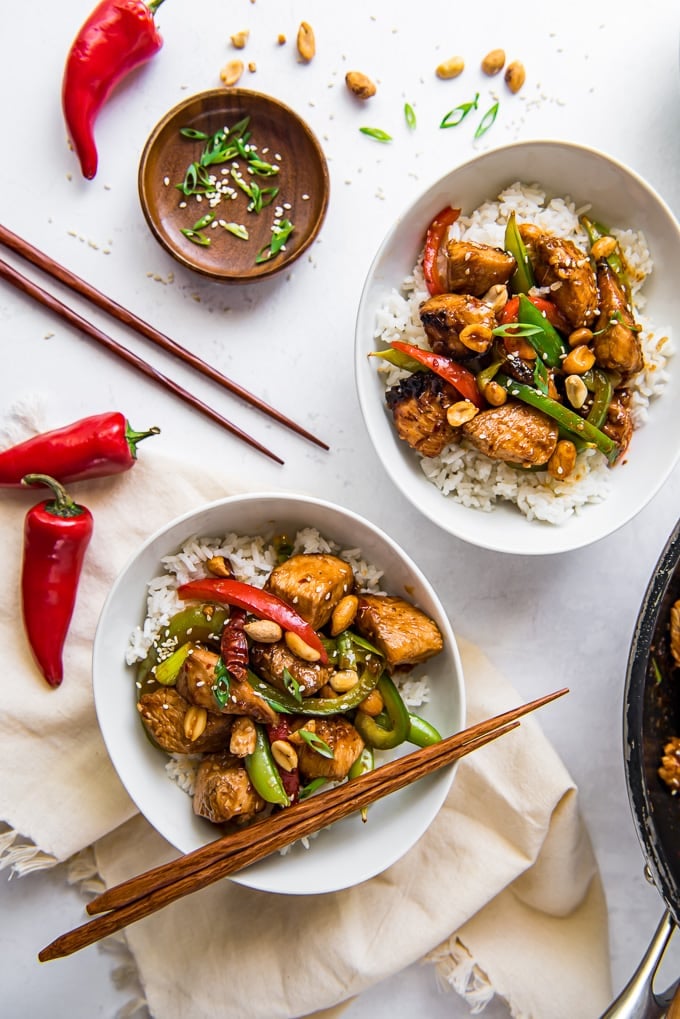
[0, 427, 612, 1017]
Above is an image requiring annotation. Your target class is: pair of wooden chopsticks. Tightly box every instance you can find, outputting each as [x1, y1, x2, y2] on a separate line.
[38, 687, 567, 962]
[0, 224, 329, 464]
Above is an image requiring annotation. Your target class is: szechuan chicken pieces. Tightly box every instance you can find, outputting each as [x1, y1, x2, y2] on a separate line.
[520, 228, 599, 329]
[462, 403, 559, 467]
[176, 645, 279, 726]
[445, 239, 516, 296]
[355, 594, 444, 670]
[593, 262, 643, 378]
[386, 372, 458, 458]
[265, 553, 354, 631]
[137, 687, 234, 754]
[193, 751, 265, 824]
[419, 292, 496, 359]
[671, 600, 680, 668]
[291, 717, 364, 782]
[249, 640, 334, 696]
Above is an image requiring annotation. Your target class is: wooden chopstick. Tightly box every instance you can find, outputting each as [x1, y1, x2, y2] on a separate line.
[0, 224, 328, 452]
[38, 688, 567, 962]
[0, 257, 284, 464]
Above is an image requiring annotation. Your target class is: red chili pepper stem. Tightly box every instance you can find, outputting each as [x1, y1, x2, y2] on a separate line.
[127, 423, 161, 455]
[21, 474, 86, 517]
[148, 0, 165, 12]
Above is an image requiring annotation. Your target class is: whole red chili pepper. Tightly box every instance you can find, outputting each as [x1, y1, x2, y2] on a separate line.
[0, 412, 160, 487]
[62, 0, 166, 179]
[422, 206, 460, 296]
[177, 578, 329, 665]
[21, 474, 94, 688]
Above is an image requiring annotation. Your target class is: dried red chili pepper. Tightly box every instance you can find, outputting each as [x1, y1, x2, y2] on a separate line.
[266, 718, 300, 803]
[220, 607, 249, 681]
[177, 578, 329, 665]
[21, 474, 94, 688]
[62, 0, 166, 179]
[0, 412, 160, 487]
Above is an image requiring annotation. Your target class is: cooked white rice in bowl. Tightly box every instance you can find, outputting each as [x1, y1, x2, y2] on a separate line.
[355, 141, 680, 554]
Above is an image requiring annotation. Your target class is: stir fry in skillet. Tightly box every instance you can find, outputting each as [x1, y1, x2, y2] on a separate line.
[658, 600, 680, 792]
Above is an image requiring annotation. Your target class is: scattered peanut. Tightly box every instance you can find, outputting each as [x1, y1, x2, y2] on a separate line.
[446, 400, 479, 428]
[504, 60, 525, 94]
[436, 56, 465, 79]
[183, 706, 208, 742]
[271, 739, 298, 772]
[481, 379, 508, 406]
[568, 327, 594, 348]
[277, 33, 286, 45]
[547, 439, 577, 480]
[359, 689, 384, 717]
[285, 630, 321, 662]
[329, 668, 359, 693]
[330, 594, 359, 636]
[244, 618, 283, 643]
[565, 374, 588, 410]
[229, 716, 257, 756]
[230, 30, 249, 49]
[481, 48, 505, 76]
[459, 322, 493, 353]
[296, 21, 315, 62]
[345, 70, 377, 99]
[562, 345, 596, 374]
[590, 235, 618, 260]
[220, 59, 244, 86]
[248, 61, 257, 72]
[206, 555, 233, 578]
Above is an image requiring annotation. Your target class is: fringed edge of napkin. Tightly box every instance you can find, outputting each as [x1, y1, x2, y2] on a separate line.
[0, 827, 58, 876]
[427, 937, 505, 1016]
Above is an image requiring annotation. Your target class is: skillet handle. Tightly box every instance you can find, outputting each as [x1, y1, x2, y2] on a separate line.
[601, 911, 677, 1019]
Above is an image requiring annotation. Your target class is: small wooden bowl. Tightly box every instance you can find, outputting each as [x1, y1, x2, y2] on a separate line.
[138, 89, 330, 282]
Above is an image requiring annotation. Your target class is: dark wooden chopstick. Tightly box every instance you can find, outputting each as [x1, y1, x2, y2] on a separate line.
[0, 224, 328, 452]
[0, 257, 284, 464]
[38, 688, 568, 962]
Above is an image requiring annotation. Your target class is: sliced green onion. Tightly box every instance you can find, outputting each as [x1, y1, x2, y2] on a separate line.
[255, 219, 295, 264]
[299, 777, 327, 800]
[180, 228, 211, 247]
[296, 728, 334, 758]
[222, 222, 249, 240]
[179, 127, 209, 140]
[474, 100, 499, 139]
[282, 667, 302, 703]
[440, 93, 479, 129]
[359, 126, 393, 142]
[652, 657, 663, 686]
[404, 103, 417, 129]
[211, 657, 231, 707]
[491, 323, 542, 339]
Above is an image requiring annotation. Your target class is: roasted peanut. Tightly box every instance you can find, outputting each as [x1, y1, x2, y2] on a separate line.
[330, 594, 359, 636]
[220, 59, 244, 86]
[271, 739, 298, 772]
[481, 379, 508, 406]
[206, 555, 233, 577]
[568, 327, 594, 348]
[565, 374, 588, 410]
[248, 61, 257, 73]
[244, 618, 283, 643]
[296, 21, 315, 62]
[277, 33, 287, 45]
[548, 439, 577, 480]
[436, 56, 465, 79]
[359, 689, 384, 717]
[230, 30, 249, 49]
[183, 706, 208, 742]
[345, 71, 376, 99]
[504, 60, 525, 93]
[481, 48, 505, 76]
[284, 630, 321, 662]
[482, 284, 509, 315]
[562, 345, 596, 374]
[329, 669, 359, 693]
[446, 400, 479, 427]
[459, 322, 493, 353]
[590, 235, 618, 260]
[229, 716, 257, 756]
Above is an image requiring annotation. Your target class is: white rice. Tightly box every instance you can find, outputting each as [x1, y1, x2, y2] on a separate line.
[374, 182, 673, 525]
[127, 528, 432, 799]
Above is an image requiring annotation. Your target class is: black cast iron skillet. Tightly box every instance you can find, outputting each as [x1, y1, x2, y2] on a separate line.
[604, 519, 680, 1018]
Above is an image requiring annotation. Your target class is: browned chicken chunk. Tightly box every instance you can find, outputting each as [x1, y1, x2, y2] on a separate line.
[419, 293, 496, 359]
[386, 372, 458, 458]
[137, 687, 233, 754]
[193, 752, 265, 823]
[670, 600, 680, 668]
[265, 553, 354, 630]
[529, 232, 599, 329]
[249, 640, 334, 696]
[291, 717, 364, 781]
[602, 394, 634, 461]
[176, 646, 279, 725]
[446, 239, 516, 296]
[354, 594, 443, 670]
[462, 403, 559, 467]
[659, 737, 680, 793]
[593, 263, 643, 378]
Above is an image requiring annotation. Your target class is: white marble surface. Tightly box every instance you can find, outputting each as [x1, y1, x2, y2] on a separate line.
[2, 0, 680, 1015]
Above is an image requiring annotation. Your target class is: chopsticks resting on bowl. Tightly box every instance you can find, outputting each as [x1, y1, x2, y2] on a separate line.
[0, 223, 329, 454]
[38, 687, 568, 963]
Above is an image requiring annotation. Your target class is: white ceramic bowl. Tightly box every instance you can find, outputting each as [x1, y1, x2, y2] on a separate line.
[93, 492, 464, 895]
[355, 140, 680, 555]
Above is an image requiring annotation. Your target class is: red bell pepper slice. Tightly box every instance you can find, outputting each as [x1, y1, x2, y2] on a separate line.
[499, 295, 570, 335]
[390, 340, 483, 408]
[422, 206, 460, 295]
[177, 578, 328, 664]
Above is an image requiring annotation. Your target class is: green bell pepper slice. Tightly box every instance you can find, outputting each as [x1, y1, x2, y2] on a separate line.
[246, 658, 383, 717]
[137, 603, 228, 685]
[353, 675, 410, 750]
